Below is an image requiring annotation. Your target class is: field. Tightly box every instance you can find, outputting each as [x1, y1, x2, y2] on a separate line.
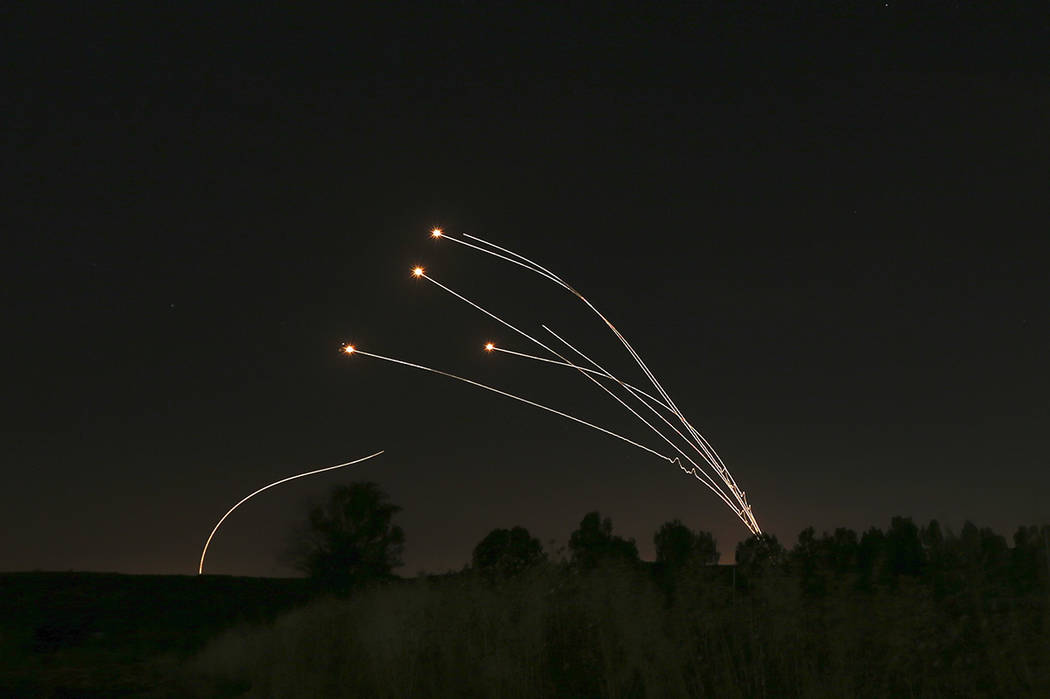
[187, 560, 1050, 697]
[4, 523, 1049, 697]
[0, 572, 313, 696]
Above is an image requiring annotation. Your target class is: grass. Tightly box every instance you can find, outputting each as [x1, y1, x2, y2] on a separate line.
[0, 571, 313, 697]
[5, 524, 1048, 697]
[185, 559, 1050, 697]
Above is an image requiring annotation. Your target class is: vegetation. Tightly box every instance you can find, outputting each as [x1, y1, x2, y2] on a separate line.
[472, 526, 545, 580]
[186, 510, 1050, 698]
[0, 572, 313, 696]
[654, 518, 719, 568]
[568, 511, 639, 570]
[5, 484, 1047, 696]
[285, 482, 405, 593]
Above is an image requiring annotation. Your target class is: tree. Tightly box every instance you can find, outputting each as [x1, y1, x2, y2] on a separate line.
[826, 527, 859, 575]
[654, 519, 719, 569]
[792, 527, 827, 596]
[735, 533, 784, 581]
[288, 482, 405, 592]
[884, 516, 925, 578]
[1011, 525, 1050, 592]
[569, 511, 639, 570]
[856, 526, 886, 587]
[472, 526, 545, 579]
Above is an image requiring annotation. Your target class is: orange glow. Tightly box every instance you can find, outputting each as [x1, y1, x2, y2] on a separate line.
[431, 228, 443, 238]
[343, 345, 355, 354]
[484, 342, 495, 351]
[412, 266, 424, 277]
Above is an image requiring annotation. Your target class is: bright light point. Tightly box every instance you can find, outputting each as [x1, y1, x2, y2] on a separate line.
[412, 266, 424, 277]
[484, 342, 495, 351]
[343, 345, 355, 354]
[431, 228, 443, 237]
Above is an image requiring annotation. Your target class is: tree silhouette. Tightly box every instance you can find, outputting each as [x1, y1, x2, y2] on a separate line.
[288, 482, 405, 592]
[1011, 525, 1050, 592]
[472, 526, 545, 579]
[884, 516, 924, 578]
[856, 526, 885, 589]
[826, 527, 859, 574]
[792, 526, 827, 596]
[653, 519, 719, 569]
[735, 532, 784, 581]
[569, 511, 639, 570]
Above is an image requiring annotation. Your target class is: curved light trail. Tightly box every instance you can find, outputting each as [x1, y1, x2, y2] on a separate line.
[344, 346, 675, 464]
[432, 230, 760, 534]
[198, 450, 385, 575]
[413, 271, 740, 517]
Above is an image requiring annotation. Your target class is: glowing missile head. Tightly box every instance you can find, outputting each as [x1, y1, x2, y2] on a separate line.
[343, 344, 356, 355]
[484, 342, 495, 351]
[412, 266, 424, 277]
[431, 228, 443, 238]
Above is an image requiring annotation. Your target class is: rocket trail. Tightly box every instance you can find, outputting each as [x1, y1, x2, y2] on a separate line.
[536, 327, 754, 528]
[491, 343, 745, 522]
[491, 342, 680, 419]
[504, 338, 722, 474]
[419, 271, 665, 439]
[416, 272, 741, 516]
[419, 272, 562, 360]
[433, 230, 761, 533]
[540, 325, 729, 485]
[461, 232, 566, 286]
[443, 231, 687, 424]
[198, 450, 385, 575]
[420, 271, 673, 421]
[448, 232, 752, 503]
[457, 232, 697, 438]
[346, 347, 676, 464]
[432, 231, 563, 286]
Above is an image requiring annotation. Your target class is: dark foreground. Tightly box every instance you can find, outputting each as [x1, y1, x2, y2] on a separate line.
[189, 558, 1050, 697]
[0, 572, 313, 696]
[3, 524, 1049, 697]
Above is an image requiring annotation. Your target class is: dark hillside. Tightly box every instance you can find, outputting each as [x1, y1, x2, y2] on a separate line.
[0, 572, 314, 696]
[185, 521, 1050, 697]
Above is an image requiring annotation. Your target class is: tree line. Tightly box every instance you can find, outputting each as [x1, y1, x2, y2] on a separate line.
[286, 482, 1050, 597]
[190, 482, 1050, 695]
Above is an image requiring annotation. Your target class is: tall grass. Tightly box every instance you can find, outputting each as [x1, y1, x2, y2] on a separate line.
[187, 560, 1050, 697]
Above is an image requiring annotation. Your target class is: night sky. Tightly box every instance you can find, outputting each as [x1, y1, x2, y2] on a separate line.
[4, 4, 1048, 577]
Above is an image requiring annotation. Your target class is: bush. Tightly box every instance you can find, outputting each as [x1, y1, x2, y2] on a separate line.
[472, 526, 545, 580]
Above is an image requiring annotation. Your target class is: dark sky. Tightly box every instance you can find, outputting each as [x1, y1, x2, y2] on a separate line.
[4, 4, 1048, 577]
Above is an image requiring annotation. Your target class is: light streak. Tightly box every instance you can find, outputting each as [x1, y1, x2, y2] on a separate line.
[432, 230, 761, 534]
[346, 347, 675, 464]
[419, 272, 558, 358]
[490, 344, 743, 519]
[432, 231, 564, 286]
[421, 271, 685, 447]
[497, 342, 671, 416]
[538, 326, 751, 523]
[198, 450, 385, 575]
[413, 269, 744, 525]
[541, 325, 727, 482]
[450, 234, 725, 456]
[462, 232, 566, 286]
[456, 232, 686, 430]
[496, 342, 715, 468]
